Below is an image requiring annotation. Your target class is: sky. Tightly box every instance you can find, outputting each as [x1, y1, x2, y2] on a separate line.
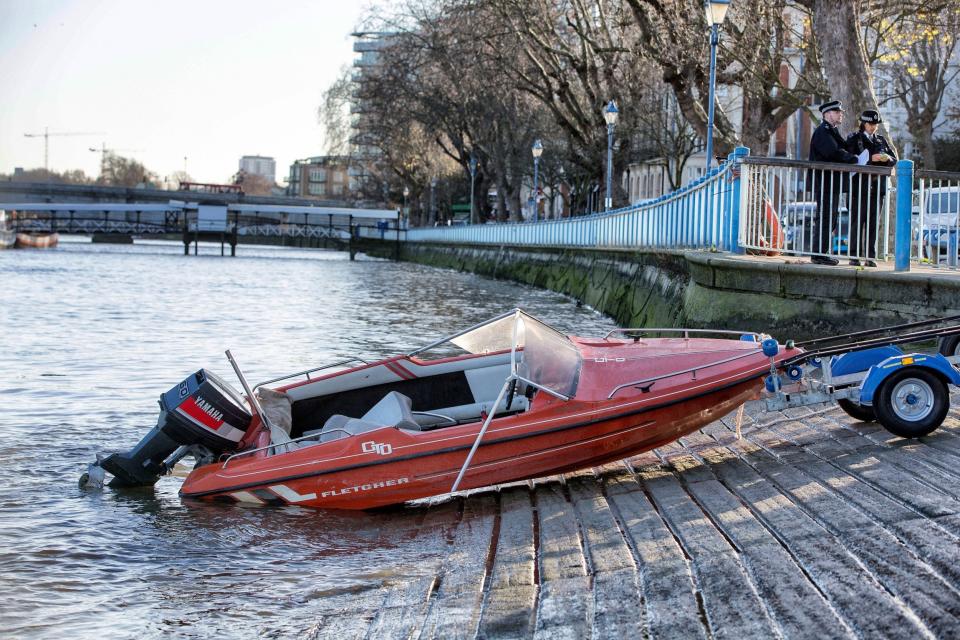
[0, 0, 368, 184]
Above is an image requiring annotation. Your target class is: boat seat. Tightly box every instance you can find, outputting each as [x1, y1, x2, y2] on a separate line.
[410, 394, 530, 429]
[317, 391, 420, 443]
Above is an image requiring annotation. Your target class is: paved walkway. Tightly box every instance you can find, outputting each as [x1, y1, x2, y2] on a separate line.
[728, 251, 960, 280]
[304, 396, 960, 639]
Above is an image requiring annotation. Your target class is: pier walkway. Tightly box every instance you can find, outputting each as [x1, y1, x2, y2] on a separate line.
[304, 394, 960, 639]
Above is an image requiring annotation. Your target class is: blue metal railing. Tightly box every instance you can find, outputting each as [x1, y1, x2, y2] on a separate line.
[406, 147, 749, 252]
[397, 148, 946, 274]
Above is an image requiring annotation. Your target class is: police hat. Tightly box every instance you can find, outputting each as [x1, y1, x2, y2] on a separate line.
[819, 100, 844, 115]
[859, 109, 882, 124]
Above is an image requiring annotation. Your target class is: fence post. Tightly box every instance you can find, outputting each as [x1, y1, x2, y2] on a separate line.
[894, 159, 914, 272]
[727, 146, 750, 253]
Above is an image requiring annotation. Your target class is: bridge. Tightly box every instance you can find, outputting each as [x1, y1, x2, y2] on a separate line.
[0, 180, 354, 208]
[2, 200, 399, 257]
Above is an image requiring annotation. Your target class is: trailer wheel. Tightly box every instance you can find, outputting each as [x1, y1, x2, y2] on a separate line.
[837, 398, 876, 422]
[873, 368, 949, 438]
[938, 335, 960, 357]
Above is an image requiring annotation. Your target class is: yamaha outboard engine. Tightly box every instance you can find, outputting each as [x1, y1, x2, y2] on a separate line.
[87, 369, 252, 488]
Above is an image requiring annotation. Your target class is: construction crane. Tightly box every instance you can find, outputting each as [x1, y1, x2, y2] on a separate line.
[23, 127, 105, 171]
[89, 143, 145, 178]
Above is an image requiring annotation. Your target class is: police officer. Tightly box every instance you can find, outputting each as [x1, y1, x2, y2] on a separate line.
[808, 100, 858, 265]
[845, 109, 896, 267]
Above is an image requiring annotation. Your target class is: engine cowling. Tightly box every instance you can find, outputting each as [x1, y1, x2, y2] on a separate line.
[98, 369, 252, 487]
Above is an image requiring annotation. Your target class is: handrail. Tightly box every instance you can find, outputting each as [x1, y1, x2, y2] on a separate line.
[253, 357, 370, 390]
[607, 348, 765, 399]
[741, 156, 894, 175]
[915, 169, 960, 181]
[220, 428, 354, 468]
[795, 314, 960, 348]
[604, 327, 765, 341]
[783, 324, 960, 366]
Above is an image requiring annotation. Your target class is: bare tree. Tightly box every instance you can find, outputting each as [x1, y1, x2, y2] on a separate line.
[100, 153, 156, 187]
[233, 171, 274, 196]
[1, 168, 93, 184]
[625, 0, 825, 159]
[488, 0, 652, 208]
[634, 83, 700, 190]
[793, 0, 877, 116]
[864, 3, 960, 168]
[318, 66, 354, 157]
[348, 1, 555, 222]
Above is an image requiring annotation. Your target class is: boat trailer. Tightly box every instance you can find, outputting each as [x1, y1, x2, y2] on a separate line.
[761, 315, 960, 438]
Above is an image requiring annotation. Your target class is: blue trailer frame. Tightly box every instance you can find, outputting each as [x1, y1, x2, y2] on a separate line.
[763, 315, 960, 439]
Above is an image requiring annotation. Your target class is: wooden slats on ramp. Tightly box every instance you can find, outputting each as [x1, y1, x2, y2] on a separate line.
[304, 398, 960, 639]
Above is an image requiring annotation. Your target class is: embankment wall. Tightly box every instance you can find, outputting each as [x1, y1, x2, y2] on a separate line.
[360, 241, 960, 340]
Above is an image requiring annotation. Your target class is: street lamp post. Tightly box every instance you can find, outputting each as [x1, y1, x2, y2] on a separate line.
[469, 154, 478, 224]
[430, 177, 437, 225]
[704, 0, 731, 172]
[531, 139, 543, 222]
[603, 100, 619, 211]
[402, 185, 409, 228]
[558, 165, 567, 218]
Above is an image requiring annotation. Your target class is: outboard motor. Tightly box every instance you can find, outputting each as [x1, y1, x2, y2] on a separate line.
[85, 369, 252, 488]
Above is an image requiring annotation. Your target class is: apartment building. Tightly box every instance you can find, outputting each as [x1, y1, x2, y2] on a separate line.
[238, 155, 276, 183]
[286, 156, 350, 200]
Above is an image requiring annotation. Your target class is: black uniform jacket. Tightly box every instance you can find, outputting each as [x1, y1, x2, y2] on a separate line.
[844, 131, 897, 166]
[808, 121, 858, 195]
[845, 130, 897, 196]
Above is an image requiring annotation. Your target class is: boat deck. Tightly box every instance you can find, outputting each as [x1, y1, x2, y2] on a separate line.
[303, 394, 960, 639]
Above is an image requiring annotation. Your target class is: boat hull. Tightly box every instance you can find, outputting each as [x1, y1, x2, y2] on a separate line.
[15, 232, 59, 249]
[180, 375, 761, 510]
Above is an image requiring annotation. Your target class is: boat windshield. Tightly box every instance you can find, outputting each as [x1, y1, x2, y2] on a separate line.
[410, 309, 581, 399]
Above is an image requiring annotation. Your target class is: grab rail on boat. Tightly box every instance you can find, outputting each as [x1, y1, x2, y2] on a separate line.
[604, 327, 766, 341]
[607, 348, 766, 399]
[220, 428, 354, 469]
[253, 358, 370, 391]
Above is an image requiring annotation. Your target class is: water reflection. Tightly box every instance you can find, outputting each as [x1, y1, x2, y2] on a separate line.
[0, 239, 616, 637]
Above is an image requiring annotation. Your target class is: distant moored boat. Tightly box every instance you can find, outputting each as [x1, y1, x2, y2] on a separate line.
[15, 232, 59, 249]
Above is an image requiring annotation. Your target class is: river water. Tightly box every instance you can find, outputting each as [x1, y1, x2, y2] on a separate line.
[0, 239, 616, 638]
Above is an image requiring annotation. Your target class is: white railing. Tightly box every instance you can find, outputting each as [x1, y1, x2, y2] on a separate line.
[405, 155, 740, 251]
[914, 170, 960, 269]
[738, 157, 893, 263]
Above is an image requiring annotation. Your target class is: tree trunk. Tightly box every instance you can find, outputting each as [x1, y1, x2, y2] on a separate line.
[496, 174, 510, 222]
[509, 183, 523, 222]
[810, 0, 877, 114]
[910, 124, 938, 170]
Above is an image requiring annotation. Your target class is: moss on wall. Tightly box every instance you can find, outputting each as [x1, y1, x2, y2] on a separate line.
[358, 239, 960, 339]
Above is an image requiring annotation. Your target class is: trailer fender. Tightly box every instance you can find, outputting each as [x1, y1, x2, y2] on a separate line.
[859, 353, 960, 406]
[830, 346, 903, 377]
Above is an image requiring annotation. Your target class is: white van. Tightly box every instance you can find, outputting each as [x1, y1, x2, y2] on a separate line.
[919, 186, 960, 261]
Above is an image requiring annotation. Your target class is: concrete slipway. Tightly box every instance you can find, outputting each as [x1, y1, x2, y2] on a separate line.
[332, 241, 960, 638]
[303, 396, 960, 639]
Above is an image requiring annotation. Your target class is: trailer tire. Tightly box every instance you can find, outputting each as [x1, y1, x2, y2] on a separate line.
[938, 335, 960, 357]
[837, 398, 876, 422]
[874, 368, 949, 438]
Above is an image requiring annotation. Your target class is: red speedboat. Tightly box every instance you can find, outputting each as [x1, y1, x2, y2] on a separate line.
[84, 310, 800, 509]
